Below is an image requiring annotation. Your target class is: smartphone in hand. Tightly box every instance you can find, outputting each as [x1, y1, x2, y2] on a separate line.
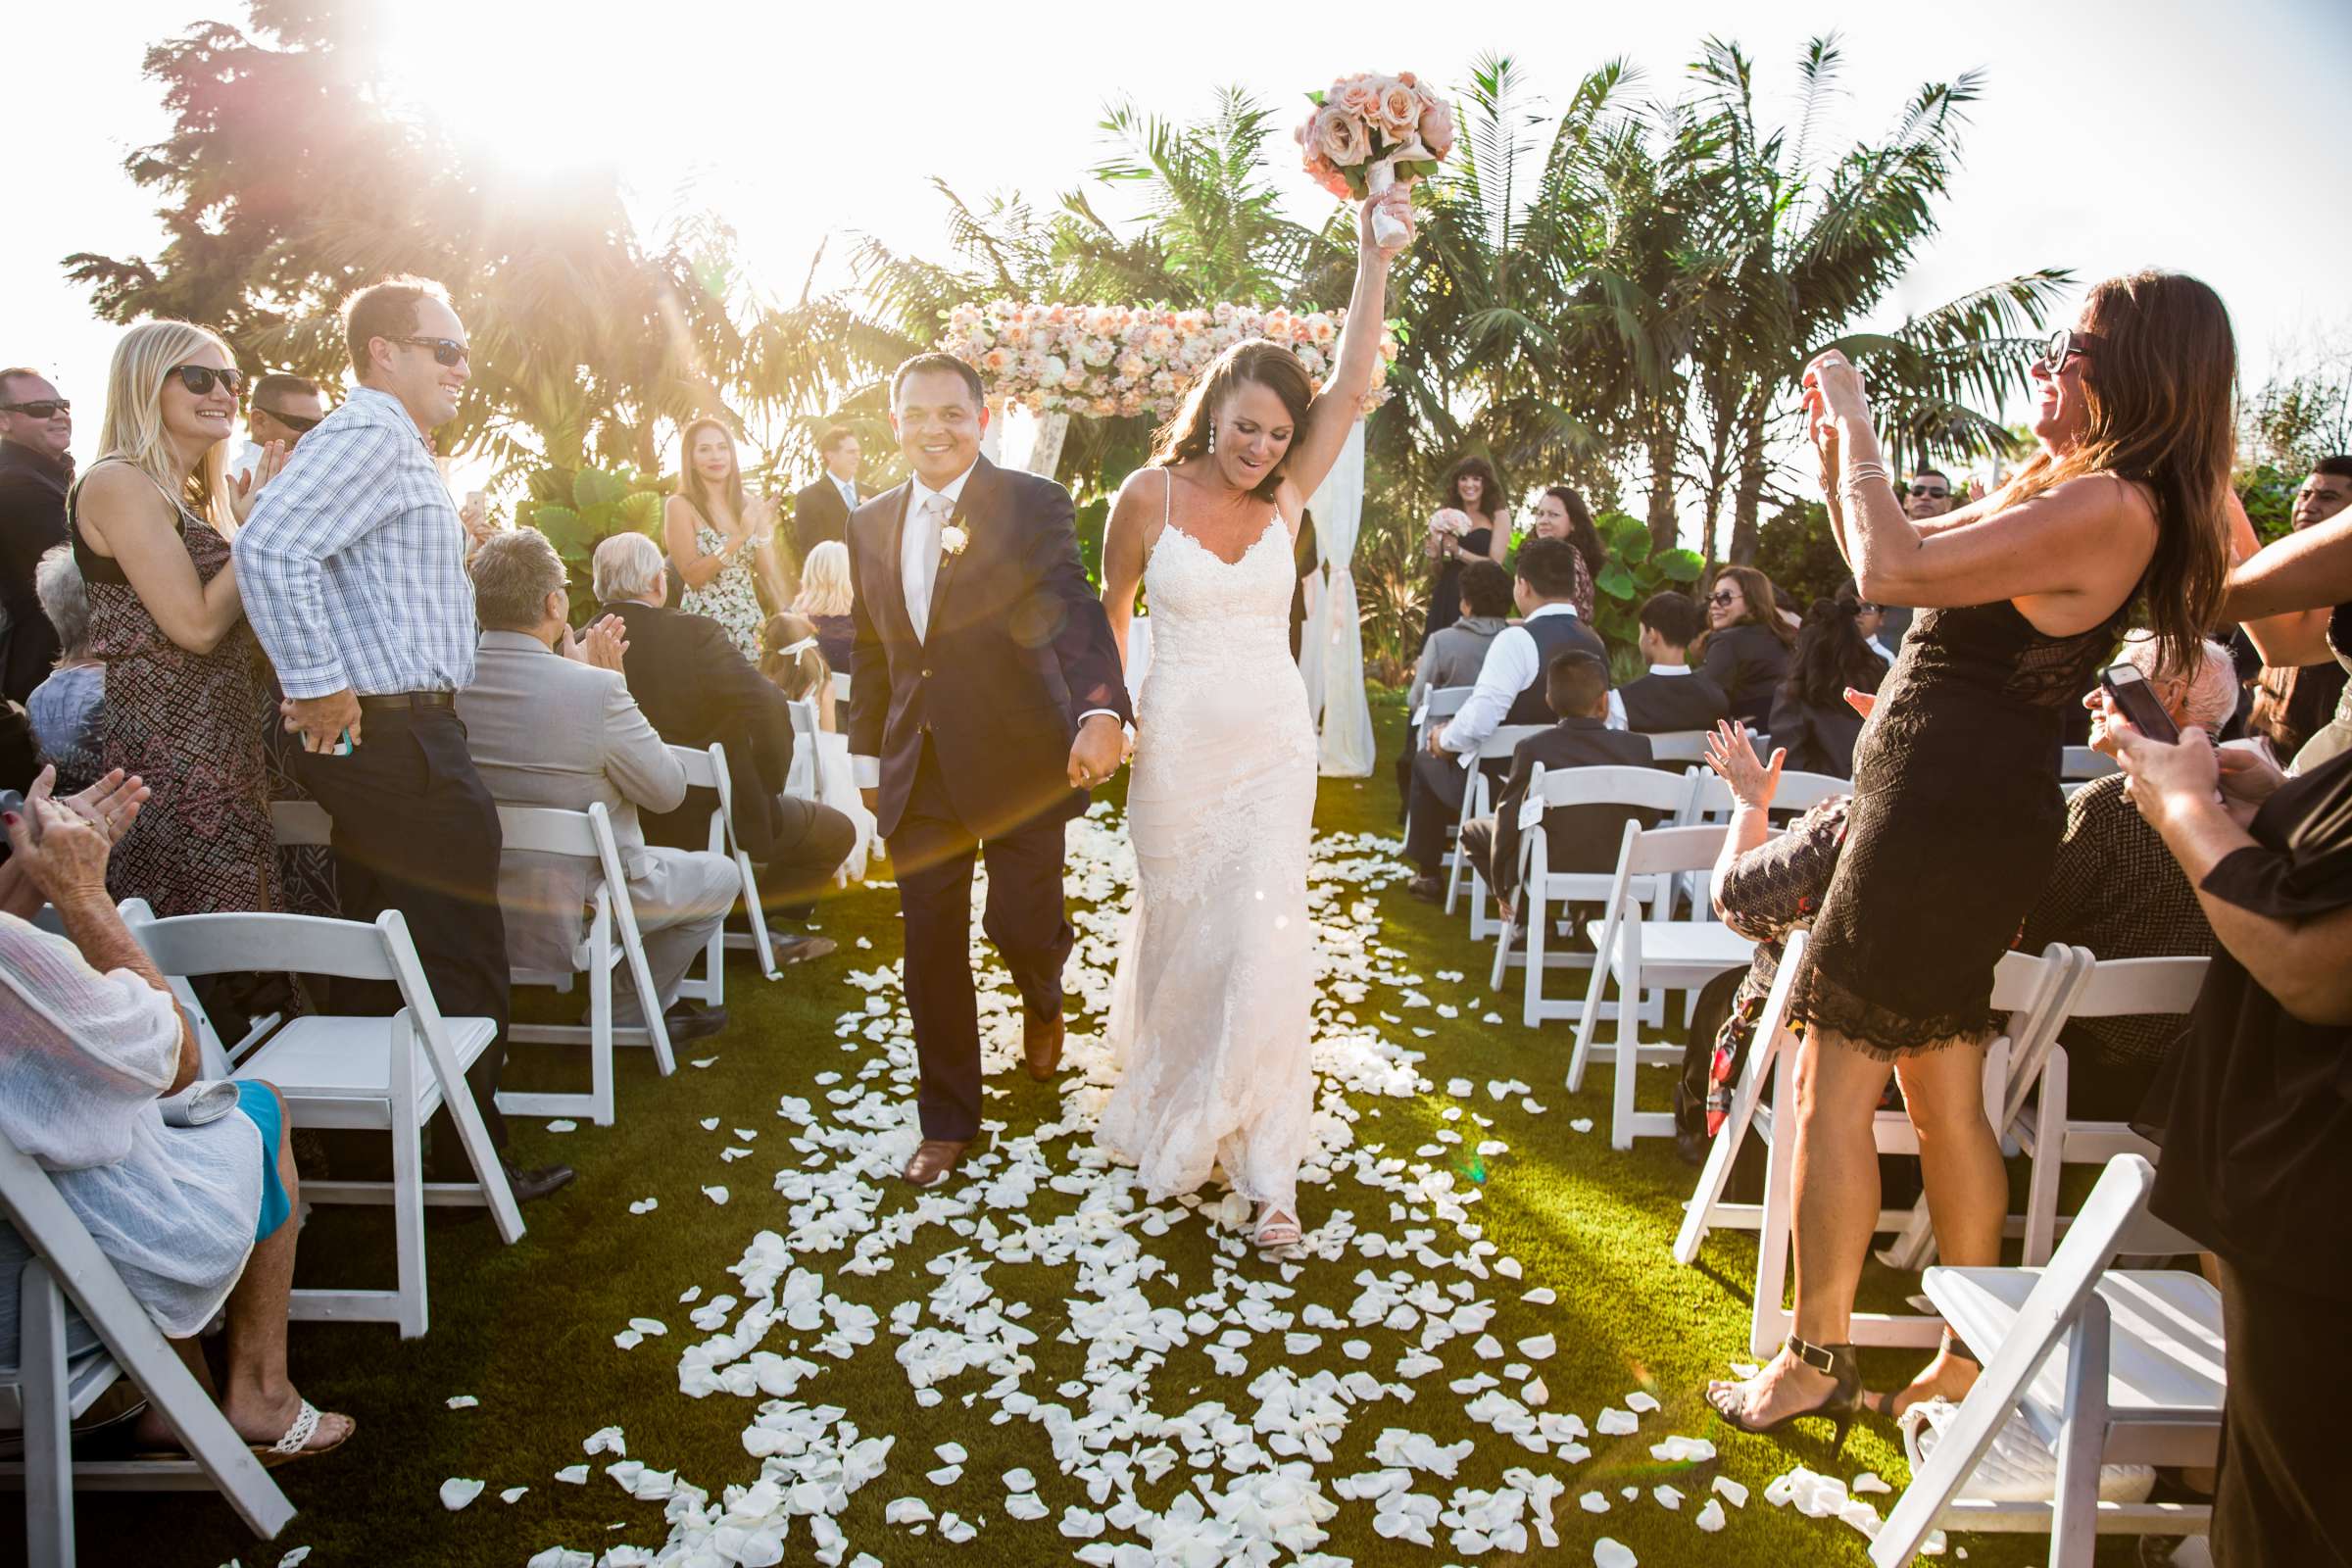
[2099, 662, 2180, 745]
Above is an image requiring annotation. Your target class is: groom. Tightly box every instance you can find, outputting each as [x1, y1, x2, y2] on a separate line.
[849, 353, 1132, 1187]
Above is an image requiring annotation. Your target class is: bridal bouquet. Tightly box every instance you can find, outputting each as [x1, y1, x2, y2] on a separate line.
[1297, 71, 1454, 246]
[1427, 507, 1473, 539]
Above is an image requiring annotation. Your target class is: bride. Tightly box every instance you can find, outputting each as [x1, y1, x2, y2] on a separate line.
[1094, 188, 1412, 1250]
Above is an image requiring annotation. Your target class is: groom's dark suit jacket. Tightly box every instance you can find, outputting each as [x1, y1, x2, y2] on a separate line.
[847, 456, 1131, 840]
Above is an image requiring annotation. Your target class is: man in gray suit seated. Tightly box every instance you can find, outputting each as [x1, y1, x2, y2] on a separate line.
[457, 530, 741, 1043]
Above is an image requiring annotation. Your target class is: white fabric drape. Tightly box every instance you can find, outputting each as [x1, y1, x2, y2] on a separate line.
[1303, 418, 1373, 776]
[986, 406, 1071, 478]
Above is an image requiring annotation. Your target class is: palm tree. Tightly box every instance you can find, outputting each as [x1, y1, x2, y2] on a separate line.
[1674, 35, 2073, 562]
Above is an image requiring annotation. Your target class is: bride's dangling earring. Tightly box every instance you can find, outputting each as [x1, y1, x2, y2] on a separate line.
[1208, 426, 1217, 456]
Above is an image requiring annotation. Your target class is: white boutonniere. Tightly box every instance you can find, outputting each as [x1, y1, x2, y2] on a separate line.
[940, 523, 969, 559]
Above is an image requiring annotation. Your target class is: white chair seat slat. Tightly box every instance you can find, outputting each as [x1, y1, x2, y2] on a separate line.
[234, 1014, 499, 1105]
[1444, 723, 1551, 928]
[1926, 1267, 2226, 1444]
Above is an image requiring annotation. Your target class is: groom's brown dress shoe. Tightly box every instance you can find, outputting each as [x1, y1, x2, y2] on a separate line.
[1023, 1005, 1065, 1081]
[902, 1140, 968, 1187]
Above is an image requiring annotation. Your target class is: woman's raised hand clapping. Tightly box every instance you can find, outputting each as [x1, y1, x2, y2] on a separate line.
[1704, 719, 1786, 812]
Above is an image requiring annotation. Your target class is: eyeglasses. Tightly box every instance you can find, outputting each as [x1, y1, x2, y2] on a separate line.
[258, 408, 321, 434]
[2040, 327, 2098, 374]
[1706, 590, 1740, 608]
[1855, 601, 1883, 614]
[166, 365, 245, 399]
[393, 336, 470, 368]
[0, 398, 69, 419]
[1908, 482, 1948, 499]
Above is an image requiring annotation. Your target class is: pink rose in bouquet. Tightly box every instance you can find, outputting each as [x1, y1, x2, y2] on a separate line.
[1428, 507, 1473, 538]
[1299, 67, 1451, 245]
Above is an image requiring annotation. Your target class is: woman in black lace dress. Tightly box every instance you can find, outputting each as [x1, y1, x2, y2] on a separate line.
[1704, 272, 2235, 1443]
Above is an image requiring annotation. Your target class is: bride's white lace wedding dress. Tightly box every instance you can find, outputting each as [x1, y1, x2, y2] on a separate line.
[1097, 473, 1318, 1216]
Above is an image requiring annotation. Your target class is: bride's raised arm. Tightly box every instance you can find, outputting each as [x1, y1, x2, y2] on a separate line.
[1281, 188, 1413, 505]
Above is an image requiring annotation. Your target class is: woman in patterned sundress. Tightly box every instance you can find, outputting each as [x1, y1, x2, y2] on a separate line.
[66, 320, 282, 917]
[664, 418, 788, 661]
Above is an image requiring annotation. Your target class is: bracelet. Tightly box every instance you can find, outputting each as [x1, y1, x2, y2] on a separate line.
[1841, 460, 1891, 489]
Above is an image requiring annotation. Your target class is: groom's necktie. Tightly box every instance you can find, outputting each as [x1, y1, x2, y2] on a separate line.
[906, 492, 950, 643]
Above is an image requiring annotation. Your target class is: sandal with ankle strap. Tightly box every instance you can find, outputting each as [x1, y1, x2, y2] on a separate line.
[1253, 1204, 1302, 1253]
[1704, 1335, 1863, 1454]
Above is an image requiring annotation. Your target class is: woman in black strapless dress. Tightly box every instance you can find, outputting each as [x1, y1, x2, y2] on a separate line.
[1705, 271, 2236, 1446]
[1419, 455, 1509, 645]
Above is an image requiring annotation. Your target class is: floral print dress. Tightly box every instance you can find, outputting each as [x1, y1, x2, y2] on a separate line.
[678, 508, 767, 661]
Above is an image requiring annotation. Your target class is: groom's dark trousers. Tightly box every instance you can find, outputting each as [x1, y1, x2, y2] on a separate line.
[845, 456, 1132, 1147]
[892, 741, 1074, 1143]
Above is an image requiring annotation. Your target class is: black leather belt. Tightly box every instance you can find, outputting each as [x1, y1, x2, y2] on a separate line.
[355, 690, 456, 712]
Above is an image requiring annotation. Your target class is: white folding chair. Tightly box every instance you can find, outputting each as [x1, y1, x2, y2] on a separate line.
[123, 907, 523, 1340]
[829, 669, 853, 705]
[495, 803, 676, 1128]
[2013, 954, 2208, 1267]
[1871, 1154, 2221, 1567]
[1643, 726, 1765, 768]
[0, 1137, 297, 1568]
[1443, 723, 1550, 934]
[1401, 684, 1474, 866]
[666, 742, 783, 996]
[1566, 820, 1759, 1148]
[1488, 762, 1690, 1027]
[1676, 931, 2078, 1355]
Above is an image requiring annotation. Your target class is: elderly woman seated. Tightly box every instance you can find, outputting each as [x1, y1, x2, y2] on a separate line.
[0, 773, 353, 1465]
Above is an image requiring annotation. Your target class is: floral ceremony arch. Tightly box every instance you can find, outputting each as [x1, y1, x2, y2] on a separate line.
[946, 302, 1392, 776]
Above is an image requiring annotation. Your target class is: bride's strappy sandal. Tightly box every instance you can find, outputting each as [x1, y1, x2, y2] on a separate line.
[1253, 1204, 1302, 1253]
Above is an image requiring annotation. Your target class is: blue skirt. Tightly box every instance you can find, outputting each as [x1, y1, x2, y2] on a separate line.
[232, 1081, 292, 1243]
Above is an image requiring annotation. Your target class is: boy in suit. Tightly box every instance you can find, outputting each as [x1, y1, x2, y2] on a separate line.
[1612, 590, 1730, 735]
[1460, 651, 1656, 918]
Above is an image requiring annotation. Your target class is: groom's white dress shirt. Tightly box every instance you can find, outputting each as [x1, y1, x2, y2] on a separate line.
[851, 459, 1117, 793]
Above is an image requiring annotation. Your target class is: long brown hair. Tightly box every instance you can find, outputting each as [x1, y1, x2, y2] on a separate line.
[676, 416, 747, 523]
[1703, 564, 1796, 650]
[1992, 270, 2233, 677]
[759, 612, 829, 700]
[1149, 341, 1312, 501]
[1445, 456, 1505, 526]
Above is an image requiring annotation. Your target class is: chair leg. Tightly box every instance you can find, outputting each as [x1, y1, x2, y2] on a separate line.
[738, 851, 781, 981]
[590, 907, 615, 1128]
[1520, 887, 1547, 1027]
[611, 897, 675, 1078]
[1674, 1026, 1778, 1266]
[2048, 1295, 2111, 1568]
[390, 1105, 428, 1340]
[21, 1262, 74, 1568]
[1611, 952, 1642, 1151]
[2024, 1054, 2069, 1267]
[1567, 908, 1617, 1093]
[1749, 1044, 1799, 1358]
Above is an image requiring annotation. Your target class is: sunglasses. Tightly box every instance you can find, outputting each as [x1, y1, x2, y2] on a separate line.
[1908, 482, 1948, 498]
[1855, 601, 1883, 614]
[0, 398, 69, 419]
[166, 365, 245, 399]
[259, 408, 322, 434]
[1707, 590, 1740, 608]
[393, 336, 470, 368]
[2040, 327, 2098, 374]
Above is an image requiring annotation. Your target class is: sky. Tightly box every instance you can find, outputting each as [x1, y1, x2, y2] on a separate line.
[12, 0, 2352, 520]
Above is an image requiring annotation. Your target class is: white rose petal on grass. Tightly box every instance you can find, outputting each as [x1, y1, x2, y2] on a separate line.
[690, 1055, 717, 1068]
[1695, 1496, 1728, 1532]
[1596, 1407, 1640, 1436]
[627, 1198, 658, 1215]
[1625, 1390, 1661, 1413]
[439, 1477, 486, 1511]
[885, 1498, 934, 1526]
[1654, 1484, 1684, 1509]
[1006, 1493, 1049, 1521]
[500, 1487, 528, 1504]
[1853, 1471, 1892, 1494]
[939, 1513, 978, 1544]
[1522, 1287, 1557, 1305]
[1579, 1491, 1609, 1514]
[927, 1465, 962, 1486]
[444, 1395, 478, 1410]
[934, 1442, 966, 1463]
[1570, 1118, 1593, 1134]
[1593, 1538, 1638, 1568]
[554, 1464, 589, 1485]
[1516, 1333, 1556, 1360]
[582, 1427, 624, 1457]
[1711, 1476, 1750, 1508]
[278, 1549, 313, 1567]
[698, 1117, 718, 1131]
[527, 1552, 594, 1568]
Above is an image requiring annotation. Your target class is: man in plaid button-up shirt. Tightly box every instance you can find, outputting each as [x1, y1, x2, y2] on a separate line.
[235, 276, 573, 1205]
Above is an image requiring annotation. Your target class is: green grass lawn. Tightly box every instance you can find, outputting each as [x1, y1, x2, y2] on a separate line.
[61, 692, 2145, 1568]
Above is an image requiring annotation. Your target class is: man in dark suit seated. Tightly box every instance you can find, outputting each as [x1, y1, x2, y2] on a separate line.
[592, 530, 854, 959]
[792, 425, 870, 559]
[1459, 651, 1656, 921]
[1611, 589, 1729, 736]
[1403, 537, 1605, 899]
